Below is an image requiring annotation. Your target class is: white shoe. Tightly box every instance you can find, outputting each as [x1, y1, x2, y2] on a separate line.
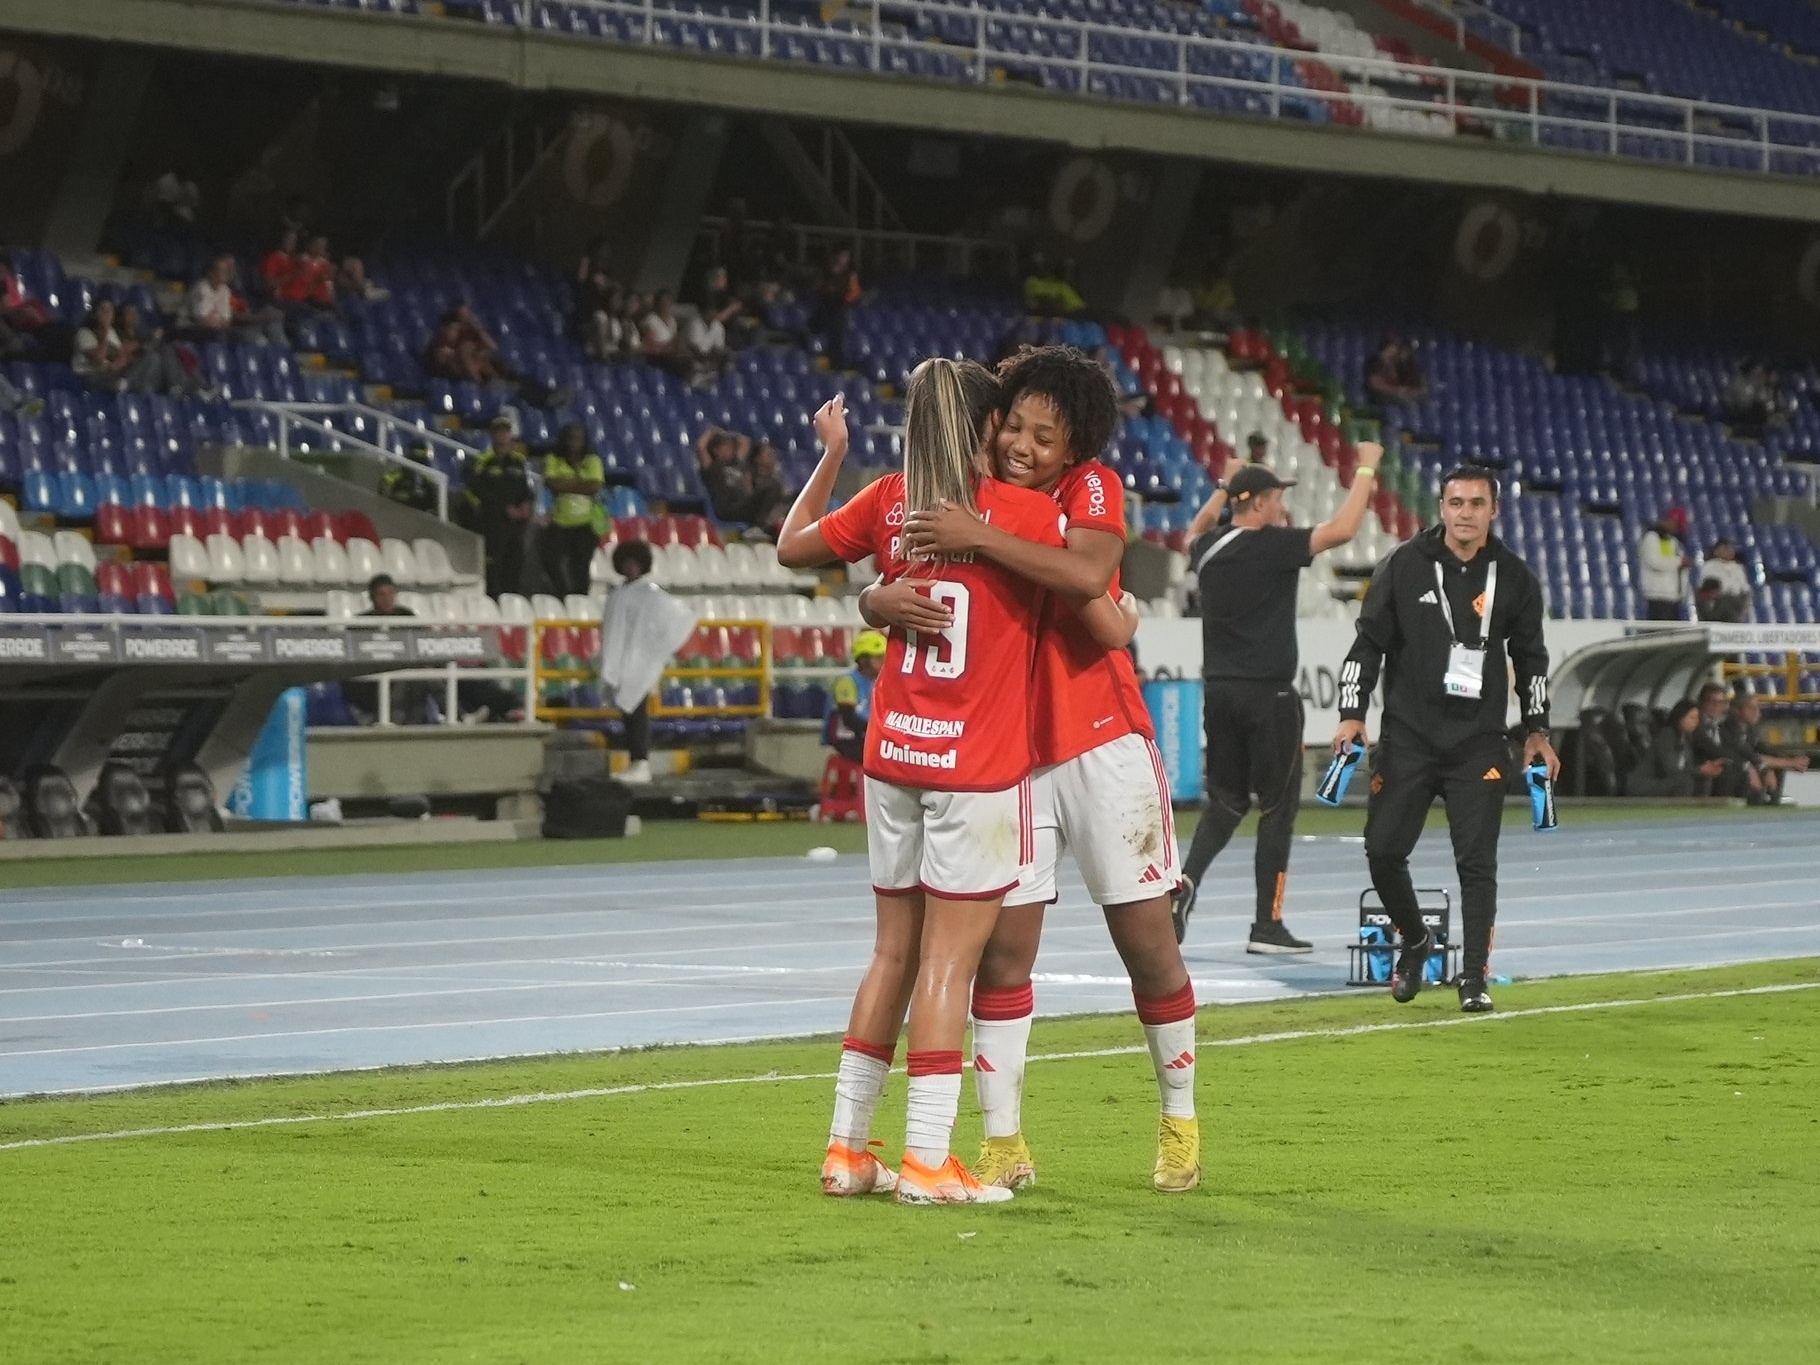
[895, 1152, 1014, 1205]
[620, 759, 653, 785]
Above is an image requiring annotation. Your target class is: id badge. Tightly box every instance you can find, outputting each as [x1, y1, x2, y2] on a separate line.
[1443, 643, 1486, 699]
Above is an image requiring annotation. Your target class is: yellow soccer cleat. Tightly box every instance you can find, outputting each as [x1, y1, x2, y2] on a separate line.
[1153, 1115, 1201, 1193]
[895, 1152, 1015, 1205]
[973, 1134, 1038, 1190]
[821, 1140, 898, 1197]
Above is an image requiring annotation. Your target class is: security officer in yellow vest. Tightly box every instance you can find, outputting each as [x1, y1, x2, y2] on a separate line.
[540, 422, 605, 598]
[380, 440, 440, 515]
[471, 414, 534, 598]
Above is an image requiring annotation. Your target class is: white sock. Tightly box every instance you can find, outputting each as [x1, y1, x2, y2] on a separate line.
[904, 1056, 963, 1168]
[828, 1042, 891, 1148]
[1143, 1018, 1197, 1119]
[971, 982, 1035, 1140]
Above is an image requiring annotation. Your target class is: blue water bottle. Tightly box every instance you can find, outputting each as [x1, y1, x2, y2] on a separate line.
[1315, 742, 1366, 806]
[1526, 761, 1558, 832]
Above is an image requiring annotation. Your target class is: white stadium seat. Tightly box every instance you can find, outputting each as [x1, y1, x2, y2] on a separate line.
[531, 593, 568, 621]
[168, 533, 210, 582]
[694, 542, 732, 589]
[239, 534, 280, 586]
[380, 538, 422, 587]
[276, 535, 316, 586]
[411, 538, 456, 587]
[18, 529, 56, 569]
[312, 536, 352, 586]
[564, 593, 597, 620]
[205, 533, 246, 584]
[495, 592, 534, 623]
[590, 546, 623, 588]
[345, 538, 384, 584]
[323, 589, 361, 619]
[53, 530, 96, 571]
[0, 499, 19, 544]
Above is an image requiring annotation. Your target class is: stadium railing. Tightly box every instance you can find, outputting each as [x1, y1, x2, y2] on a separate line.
[289, 0, 1820, 178]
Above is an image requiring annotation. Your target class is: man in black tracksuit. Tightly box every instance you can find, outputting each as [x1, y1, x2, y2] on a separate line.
[1332, 463, 1557, 1013]
[1173, 456, 1380, 952]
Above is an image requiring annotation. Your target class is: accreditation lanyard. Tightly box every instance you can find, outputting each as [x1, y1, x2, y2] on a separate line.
[1436, 559, 1497, 700]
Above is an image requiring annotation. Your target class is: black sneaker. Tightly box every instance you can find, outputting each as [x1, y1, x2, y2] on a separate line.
[1246, 920, 1313, 955]
[1390, 931, 1433, 1003]
[1458, 976, 1494, 1013]
[1170, 876, 1197, 945]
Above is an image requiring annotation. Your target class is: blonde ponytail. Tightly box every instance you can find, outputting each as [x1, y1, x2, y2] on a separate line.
[903, 357, 995, 518]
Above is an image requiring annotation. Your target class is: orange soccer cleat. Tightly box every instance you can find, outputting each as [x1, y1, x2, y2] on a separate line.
[894, 1152, 1015, 1206]
[821, 1140, 898, 1197]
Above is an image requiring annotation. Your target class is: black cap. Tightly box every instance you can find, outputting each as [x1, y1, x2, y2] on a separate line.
[1226, 464, 1295, 503]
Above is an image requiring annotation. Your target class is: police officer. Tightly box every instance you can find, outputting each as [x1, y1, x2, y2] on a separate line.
[1173, 453, 1380, 952]
[380, 440, 439, 514]
[823, 629, 885, 764]
[1332, 463, 1556, 1013]
[470, 415, 533, 598]
[541, 421, 605, 598]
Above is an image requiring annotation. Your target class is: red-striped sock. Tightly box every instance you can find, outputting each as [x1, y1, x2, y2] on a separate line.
[971, 982, 1034, 1140]
[904, 1049, 964, 1168]
[1135, 982, 1196, 1120]
[828, 1035, 894, 1148]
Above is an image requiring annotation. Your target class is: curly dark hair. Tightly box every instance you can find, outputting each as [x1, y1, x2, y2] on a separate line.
[994, 344, 1120, 465]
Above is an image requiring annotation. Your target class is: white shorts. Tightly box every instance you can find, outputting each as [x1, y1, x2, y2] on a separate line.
[1005, 733, 1180, 909]
[865, 775, 1034, 901]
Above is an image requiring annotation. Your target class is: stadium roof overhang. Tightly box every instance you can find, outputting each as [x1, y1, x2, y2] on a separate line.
[14, 0, 1820, 225]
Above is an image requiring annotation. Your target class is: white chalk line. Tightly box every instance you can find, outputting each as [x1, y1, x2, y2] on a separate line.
[2, 979, 1813, 1155]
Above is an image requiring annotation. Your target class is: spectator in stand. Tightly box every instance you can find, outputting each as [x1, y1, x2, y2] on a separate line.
[688, 265, 744, 366]
[639, 290, 693, 380]
[1627, 700, 1708, 797]
[573, 257, 621, 360]
[470, 415, 534, 598]
[1638, 508, 1690, 621]
[0, 370, 42, 415]
[808, 245, 861, 367]
[1023, 251, 1087, 317]
[380, 440, 441, 514]
[541, 422, 605, 598]
[598, 539, 698, 785]
[182, 254, 288, 347]
[261, 229, 302, 303]
[0, 250, 74, 361]
[117, 304, 209, 399]
[1721, 361, 1783, 437]
[148, 166, 201, 230]
[276, 235, 337, 312]
[1691, 682, 1757, 800]
[1695, 539, 1752, 623]
[613, 289, 646, 360]
[351, 573, 523, 723]
[741, 441, 791, 540]
[74, 300, 204, 398]
[1723, 693, 1810, 805]
[1244, 431, 1270, 464]
[424, 302, 568, 409]
[338, 256, 389, 304]
[695, 426, 753, 525]
[1364, 335, 1427, 405]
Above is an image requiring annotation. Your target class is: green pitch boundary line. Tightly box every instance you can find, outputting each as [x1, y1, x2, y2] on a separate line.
[5, 980, 1814, 1156]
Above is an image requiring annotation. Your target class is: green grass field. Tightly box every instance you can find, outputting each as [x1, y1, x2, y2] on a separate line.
[5, 959, 1817, 1364]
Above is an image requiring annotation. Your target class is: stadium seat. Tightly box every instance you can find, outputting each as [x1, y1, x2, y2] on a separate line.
[95, 502, 133, 547]
[344, 538, 384, 583]
[130, 561, 175, 614]
[95, 560, 134, 614]
[205, 533, 246, 584]
[168, 532, 210, 585]
[380, 538, 422, 587]
[276, 535, 316, 585]
[411, 538, 457, 587]
[312, 536, 352, 586]
[239, 534, 280, 586]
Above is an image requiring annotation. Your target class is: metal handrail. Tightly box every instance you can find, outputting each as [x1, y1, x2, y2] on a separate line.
[236, 400, 455, 522]
[477, 0, 1820, 176]
[1398, 0, 1524, 57]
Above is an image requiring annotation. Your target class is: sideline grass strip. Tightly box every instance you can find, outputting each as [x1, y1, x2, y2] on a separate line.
[2, 961, 1816, 1363]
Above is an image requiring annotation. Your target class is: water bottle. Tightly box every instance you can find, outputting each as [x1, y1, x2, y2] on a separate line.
[1315, 742, 1366, 806]
[1526, 761, 1558, 831]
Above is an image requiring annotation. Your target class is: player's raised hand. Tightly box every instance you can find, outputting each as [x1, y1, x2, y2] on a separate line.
[903, 500, 986, 558]
[864, 578, 954, 633]
[813, 396, 849, 460]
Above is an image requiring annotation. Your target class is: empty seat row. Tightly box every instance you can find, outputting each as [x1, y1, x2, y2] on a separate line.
[168, 533, 469, 590]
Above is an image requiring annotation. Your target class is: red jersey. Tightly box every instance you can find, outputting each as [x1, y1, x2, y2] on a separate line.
[819, 472, 1066, 791]
[1032, 461, 1154, 766]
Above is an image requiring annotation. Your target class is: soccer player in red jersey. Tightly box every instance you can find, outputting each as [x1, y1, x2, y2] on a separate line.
[867, 345, 1199, 1193]
[779, 359, 1133, 1205]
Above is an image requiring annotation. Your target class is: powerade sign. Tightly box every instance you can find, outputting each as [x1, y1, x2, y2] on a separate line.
[1143, 678, 1203, 803]
[0, 625, 50, 661]
[413, 632, 489, 663]
[270, 631, 349, 662]
[121, 629, 205, 662]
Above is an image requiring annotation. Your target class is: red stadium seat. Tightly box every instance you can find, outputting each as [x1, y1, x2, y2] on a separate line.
[267, 507, 304, 543]
[302, 510, 336, 543]
[817, 755, 865, 823]
[613, 515, 651, 545]
[95, 503, 132, 547]
[498, 625, 528, 665]
[96, 560, 133, 599]
[645, 515, 679, 548]
[237, 507, 272, 540]
[0, 534, 17, 571]
[823, 627, 853, 667]
[336, 511, 381, 545]
[132, 508, 168, 552]
[199, 506, 233, 538]
[771, 626, 805, 667]
[167, 504, 204, 540]
[130, 560, 174, 610]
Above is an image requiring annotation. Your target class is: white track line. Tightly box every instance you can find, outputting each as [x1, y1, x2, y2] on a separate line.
[3, 980, 1812, 1154]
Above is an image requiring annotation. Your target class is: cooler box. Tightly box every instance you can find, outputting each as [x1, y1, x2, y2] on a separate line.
[1143, 676, 1202, 803]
